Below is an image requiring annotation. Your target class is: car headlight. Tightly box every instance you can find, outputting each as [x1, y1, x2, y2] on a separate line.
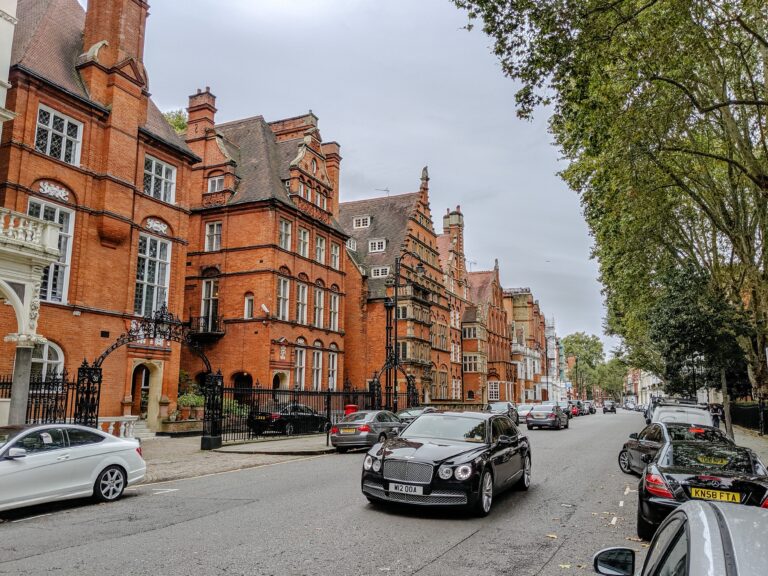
[372, 458, 382, 472]
[438, 465, 453, 480]
[363, 455, 373, 470]
[454, 464, 472, 481]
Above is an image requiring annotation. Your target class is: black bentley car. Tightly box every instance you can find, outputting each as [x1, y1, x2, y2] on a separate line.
[361, 412, 531, 516]
[636, 441, 768, 540]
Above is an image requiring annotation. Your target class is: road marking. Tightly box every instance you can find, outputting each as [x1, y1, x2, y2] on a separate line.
[12, 513, 52, 523]
[610, 517, 618, 526]
[619, 500, 624, 507]
[151, 488, 179, 495]
[624, 486, 636, 495]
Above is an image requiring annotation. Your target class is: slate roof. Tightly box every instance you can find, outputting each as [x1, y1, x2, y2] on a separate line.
[12, 0, 194, 157]
[339, 192, 421, 298]
[436, 234, 452, 271]
[468, 270, 496, 307]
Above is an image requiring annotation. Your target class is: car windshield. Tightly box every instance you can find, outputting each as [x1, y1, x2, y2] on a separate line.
[396, 409, 421, 418]
[486, 403, 508, 412]
[654, 408, 713, 426]
[0, 427, 26, 449]
[400, 415, 487, 443]
[341, 412, 371, 423]
[533, 405, 555, 412]
[662, 443, 755, 473]
[665, 425, 731, 443]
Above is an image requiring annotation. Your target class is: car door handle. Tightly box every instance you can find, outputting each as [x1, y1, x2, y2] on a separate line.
[56, 454, 70, 461]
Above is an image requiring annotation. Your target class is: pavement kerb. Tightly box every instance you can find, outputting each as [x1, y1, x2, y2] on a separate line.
[212, 446, 337, 456]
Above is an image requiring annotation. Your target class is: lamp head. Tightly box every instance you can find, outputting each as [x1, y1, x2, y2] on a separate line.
[415, 261, 426, 277]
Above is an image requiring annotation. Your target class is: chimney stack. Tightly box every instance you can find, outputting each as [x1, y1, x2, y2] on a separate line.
[187, 87, 217, 139]
[83, 0, 150, 69]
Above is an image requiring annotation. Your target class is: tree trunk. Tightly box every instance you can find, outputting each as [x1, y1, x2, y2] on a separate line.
[721, 368, 734, 441]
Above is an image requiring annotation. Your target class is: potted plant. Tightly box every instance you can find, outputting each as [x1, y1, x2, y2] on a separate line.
[177, 393, 195, 420]
[191, 394, 205, 420]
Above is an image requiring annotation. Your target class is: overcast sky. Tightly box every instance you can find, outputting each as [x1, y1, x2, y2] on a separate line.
[109, 0, 616, 352]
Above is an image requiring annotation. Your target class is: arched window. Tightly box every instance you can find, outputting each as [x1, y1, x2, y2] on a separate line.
[312, 340, 323, 391]
[467, 390, 475, 400]
[30, 341, 64, 378]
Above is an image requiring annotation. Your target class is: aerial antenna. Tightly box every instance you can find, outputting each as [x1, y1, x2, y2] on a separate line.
[375, 187, 390, 197]
[467, 259, 478, 271]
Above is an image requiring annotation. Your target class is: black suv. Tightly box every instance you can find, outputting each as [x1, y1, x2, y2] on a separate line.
[603, 401, 616, 414]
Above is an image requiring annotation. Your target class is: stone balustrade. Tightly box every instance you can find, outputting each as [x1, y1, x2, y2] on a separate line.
[0, 208, 60, 255]
[97, 416, 139, 439]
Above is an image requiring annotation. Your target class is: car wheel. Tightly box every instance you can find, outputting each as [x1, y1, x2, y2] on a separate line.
[556, 420, 562, 430]
[618, 450, 633, 474]
[94, 465, 127, 502]
[336, 447, 348, 454]
[565, 418, 569, 429]
[284, 423, 294, 436]
[474, 469, 494, 517]
[527, 425, 534, 430]
[514, 454, 532, 491]
[637, 511, 657, 541]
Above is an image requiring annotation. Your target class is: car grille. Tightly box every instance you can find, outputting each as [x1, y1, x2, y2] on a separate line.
[382, 460, 433, 484]
[363, 481, 467, 505]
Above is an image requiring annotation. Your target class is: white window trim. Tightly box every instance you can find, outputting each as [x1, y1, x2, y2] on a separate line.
[330, 243, 340, 270]
[312, 349, 323, 391]
[315, 236, 326, 264]
[353, 216, 371, 229]
[205, 221, 222, 252]
[277, 277, 290, 321]
[134, 233, 172, 316]
[328, 351, 338, 391]
[244, 294, 254, 319]
[297, 228, 309, 258]
[314, 288, 324, 329]
[208, 175, 225, 193]
[30, 340, 64, 378]
[279, 219, 292, 251]
[346, 238, 357, 251]
[294, 347, 305, 389]
[143, 155, 177, 204]
[368, 238, 386, 253]
[488, 381, 500, 401]
[296, 283, 308, 325]
[371, 266, 390, 278]
[329, 293, 339, 331]
[35, 104, 83, 166]
[28, 198, 74, 304]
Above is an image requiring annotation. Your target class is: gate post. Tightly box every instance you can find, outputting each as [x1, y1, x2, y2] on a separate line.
[75, 360, 102, 427]
[201, 370, 223, 450]
[369, 376, 381, 410]
[407, 375, 419, 408]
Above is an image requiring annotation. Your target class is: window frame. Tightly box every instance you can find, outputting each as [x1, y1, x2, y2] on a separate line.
[330, 243, 340, 270]
[294, 344, 306, 389]
[30, 341, 64, 379]
[297, 228, 310, 258]
[312, 348, 323, 391]
[353, 216, 371, 229]
[296, 282, 308, 325]
[371, 266, 390, 278]
[328, 293, 339, 331]
[328, 347, 338, 391]
[134, 233, 172, 316]
[277, 277, 290, 321]
[244, 293, 254, 319]
[207, 175, 225, 193]
[204, 221, 222, 252]
[315, 236, 326, 264]
[278, 219, 292, 251]
[34, 104, 83, 166]
[368, 238, 386, 253]
[313, 287, 325, 328]
[27, 198, 75, 304]
[143, 154, 177, 204]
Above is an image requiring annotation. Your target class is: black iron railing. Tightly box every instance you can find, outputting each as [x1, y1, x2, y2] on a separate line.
[189, 316, 225, 335]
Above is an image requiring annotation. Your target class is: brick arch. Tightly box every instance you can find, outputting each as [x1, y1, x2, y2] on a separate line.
[315, 278, 325, 288]
[313, 339, 324, 348]
[297, 272, 309, 282]
[202, 266, 220, 278]
[330, 283, 340, 292]
[278, 265, 291, 276]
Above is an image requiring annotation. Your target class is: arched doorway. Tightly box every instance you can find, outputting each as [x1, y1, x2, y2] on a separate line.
[232, 372, 253, 404]
[272, 371, 288, 390]
[131, 364, 150, 418]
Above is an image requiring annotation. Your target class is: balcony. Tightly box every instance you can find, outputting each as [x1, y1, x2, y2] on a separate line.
[188, 316, 225, 340]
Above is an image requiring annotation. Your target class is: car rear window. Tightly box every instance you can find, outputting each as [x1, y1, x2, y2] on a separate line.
[663, 443, 755, 473]
[341, 412, 370, 423]
[533, 405, 554, 411]
[666, 425, 731, 443]
[655, 408, 713, 426]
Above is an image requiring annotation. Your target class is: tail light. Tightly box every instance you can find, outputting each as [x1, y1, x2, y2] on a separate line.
[358, 424, 371, 432]
[645, 472, 674, 499]
[270, 413, 280, 420]
[760, 497, 768, 509]
[689, 427, 706, 434]
[330, 426, 339, 434]
[548, 413, 556, 419]
[136, 446, 143, 458]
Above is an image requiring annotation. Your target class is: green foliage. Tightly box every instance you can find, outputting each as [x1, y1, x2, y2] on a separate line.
[176, 393, 201, 408]
[163, 109, 188, 134]
[594, 358, 628, 400]
[453, 0, 768, 396]
[561, 332, 606, 391]
[222, 398, 248, 417]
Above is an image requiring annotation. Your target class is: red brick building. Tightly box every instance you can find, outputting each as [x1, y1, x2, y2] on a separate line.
[180, 91, 348, 395]
[0, 0, 199, 428]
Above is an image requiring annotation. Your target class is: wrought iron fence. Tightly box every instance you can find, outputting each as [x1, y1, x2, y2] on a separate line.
[730, 402, 768, 435]
[0, 374, 11, 399]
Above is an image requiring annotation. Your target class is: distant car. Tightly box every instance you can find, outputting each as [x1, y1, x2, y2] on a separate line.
[395, 406, 437, 425]
[330, 410, 402, 453]
[582, 401, 595, 415]
[556, 401, 573, 419]
[636, 440, 768, 540]
[648, 403, 713, 427]
[485, 401, 519, 425]
[592, 501, 768, 576]
[603, 401, 616, 414]
[516, 404, 536, 420]
[625, 402, 636, 410]
[248, 402, 330, 436]
[526, 403, 569, 430]
[0, 424, 146, 512]
[361, 412, 531, 516]
[570, 404, 581, 417]
[618, 422, 734, 475]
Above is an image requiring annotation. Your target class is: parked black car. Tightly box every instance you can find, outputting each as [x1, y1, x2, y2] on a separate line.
[618, 422, 734, 475]
[247, 402, 330, 436]
[526, 403, 569, 430]
[636, 441, 768, 540]
[603, 401, 616, 414]
[485, 401, 520, 425]
[395, 406, 437, 425]
[361, 412, 531, 516]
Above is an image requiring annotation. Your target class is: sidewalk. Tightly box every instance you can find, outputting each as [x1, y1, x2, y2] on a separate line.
[139, 434, 338, 484]
[733, 425, 768, 463]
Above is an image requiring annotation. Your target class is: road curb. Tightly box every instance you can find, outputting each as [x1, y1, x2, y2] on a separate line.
[212, 447, 337, 456]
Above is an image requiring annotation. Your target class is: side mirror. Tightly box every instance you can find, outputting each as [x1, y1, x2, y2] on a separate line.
[641, 454, 653, 464]
[645, 418, 651, 425]
[5, 447, 27, 459]
[593, 547, 635, 575]
[497, 435, 513, 446]
[629, 433, 638, 439]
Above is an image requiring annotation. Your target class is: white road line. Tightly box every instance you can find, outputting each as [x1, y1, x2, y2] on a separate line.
[624, 486, 636, 495]
[12, 513, 52, 523]
[151, 488, 179, 495]
[619, 500, 624, 507]
[610, 517, 618, 526]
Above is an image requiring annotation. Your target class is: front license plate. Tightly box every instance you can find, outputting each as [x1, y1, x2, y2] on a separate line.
[390, 483, 423, 495]
[340, 428, 356, 434]
[690, 487, 741, 503]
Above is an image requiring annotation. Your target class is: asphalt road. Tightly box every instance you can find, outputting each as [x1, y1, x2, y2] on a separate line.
[0, 410, 650, 576]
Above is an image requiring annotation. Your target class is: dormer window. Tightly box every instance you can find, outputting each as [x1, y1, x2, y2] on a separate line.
[208, 176, 225, 193]
[346, 238, 357, 251]
[371, 266, 390, 278]
[368, 238, 386, 253]
[353, 216, 371, 229]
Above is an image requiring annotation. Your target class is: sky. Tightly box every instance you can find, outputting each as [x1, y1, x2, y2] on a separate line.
[96, 0, 617, 352]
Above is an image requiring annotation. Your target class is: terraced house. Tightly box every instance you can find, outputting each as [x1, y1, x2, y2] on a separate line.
[180, 90, 348, 395]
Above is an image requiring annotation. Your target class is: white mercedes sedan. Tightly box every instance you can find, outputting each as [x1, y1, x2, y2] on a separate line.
[0, 424, 146, 512]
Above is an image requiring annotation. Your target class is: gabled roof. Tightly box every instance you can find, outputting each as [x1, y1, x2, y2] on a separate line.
[339, 192, 421, 298]
[12, 0, 193, 157]
[468, 270, 496, 306]
[436, 234, 452, 272]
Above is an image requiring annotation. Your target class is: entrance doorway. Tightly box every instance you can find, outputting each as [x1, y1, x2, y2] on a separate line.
[131, 364, 150, 418]
[232, 372, 253, 404]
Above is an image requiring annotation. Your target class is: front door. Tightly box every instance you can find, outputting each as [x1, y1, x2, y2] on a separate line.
[131, 365, 150, 417]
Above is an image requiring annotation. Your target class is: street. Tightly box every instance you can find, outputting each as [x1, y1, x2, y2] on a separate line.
[0, 411, 649, 576]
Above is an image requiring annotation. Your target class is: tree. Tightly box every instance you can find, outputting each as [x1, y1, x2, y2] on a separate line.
[453, 0, 768, 397]
[163, 109, 187, 134]
[561, 332, 604, 394]
[595, 358, 628, 401]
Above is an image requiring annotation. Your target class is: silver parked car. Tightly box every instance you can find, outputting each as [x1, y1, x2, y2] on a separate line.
[593, 500, 768, 575]
[0, 424, 146, 512]
[330, 410, 402, 453]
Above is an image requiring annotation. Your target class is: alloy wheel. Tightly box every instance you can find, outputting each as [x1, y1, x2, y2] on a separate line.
[481, 470, 493, 513]
[95, 466, 126, 502]
[618, 450, 632, 474]
[523, 455, 531, 487]
[285, 423, 294, 436]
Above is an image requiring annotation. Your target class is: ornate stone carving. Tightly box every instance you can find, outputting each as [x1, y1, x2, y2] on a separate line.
[38, 181, 70, 202]
[145, 218, 168, 235]
[280, 345, 287, 360]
